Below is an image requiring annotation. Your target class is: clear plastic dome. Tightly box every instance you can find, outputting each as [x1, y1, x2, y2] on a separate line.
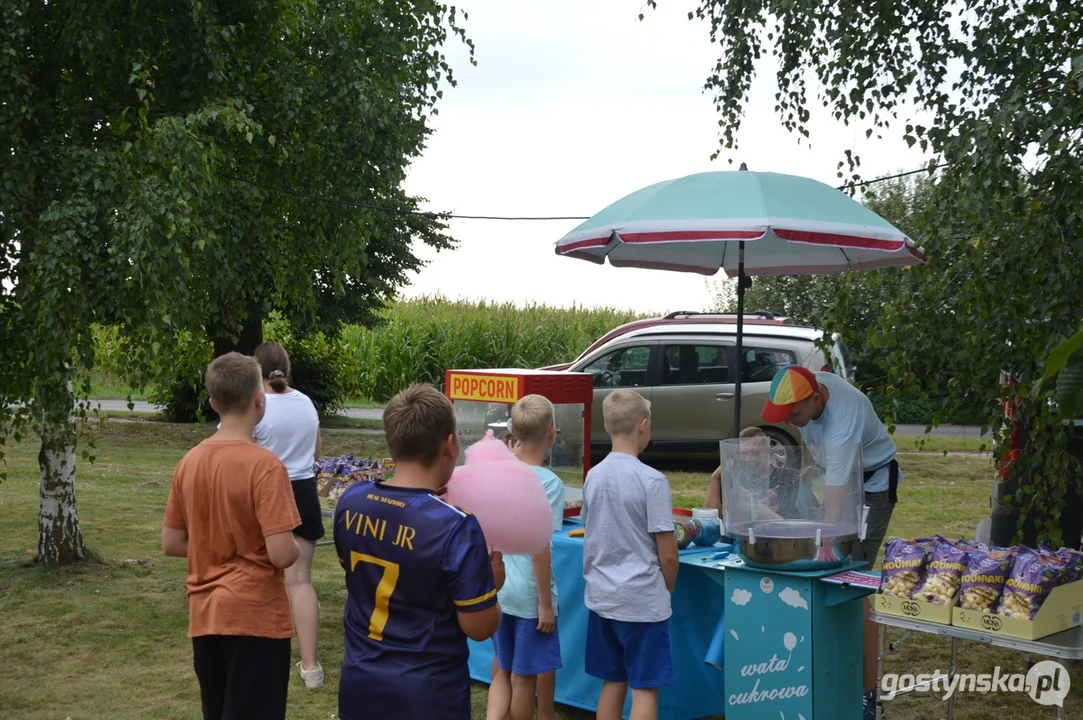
[451, 399, 585, 484]
[719, 435, 866, 570]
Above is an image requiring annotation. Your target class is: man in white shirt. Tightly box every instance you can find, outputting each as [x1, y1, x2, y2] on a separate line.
[760, 364, 901, 720]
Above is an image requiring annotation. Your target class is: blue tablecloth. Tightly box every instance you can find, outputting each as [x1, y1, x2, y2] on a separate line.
[468, 520, 727, 720]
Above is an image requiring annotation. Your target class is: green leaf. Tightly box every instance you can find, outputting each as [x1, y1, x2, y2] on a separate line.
[1056, 350, 1083, 417]
[1039, 330, 1083, 383]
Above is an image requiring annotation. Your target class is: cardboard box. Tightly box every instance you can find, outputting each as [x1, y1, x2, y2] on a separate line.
[952, 579, 1083, 640]
[874, 592, 953, 624]
[316, 477, 334, 498]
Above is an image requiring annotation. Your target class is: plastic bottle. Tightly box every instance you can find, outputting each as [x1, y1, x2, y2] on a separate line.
[692, 507, 722, 547]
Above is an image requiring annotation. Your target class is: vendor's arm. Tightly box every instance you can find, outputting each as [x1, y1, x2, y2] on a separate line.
[655, 530, 679, 594]
[733, 485, 783, 521]
[705, 465, 724, 515]
[754, 502, 783, 521]
[823, 485, 847, 523]
[820, 418, 863, 524]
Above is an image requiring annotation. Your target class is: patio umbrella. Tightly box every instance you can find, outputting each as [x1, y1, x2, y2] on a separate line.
[554, 167, 926, 438]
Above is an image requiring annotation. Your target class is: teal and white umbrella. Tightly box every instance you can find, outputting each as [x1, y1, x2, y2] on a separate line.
[554, 168, 926, 437]
[556, 169, 924, 275]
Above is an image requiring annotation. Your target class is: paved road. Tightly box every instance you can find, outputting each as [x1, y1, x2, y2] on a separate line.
[92, 399, 385, 421]
[93, 400, 989, 438]
[891, 423, 991, 439]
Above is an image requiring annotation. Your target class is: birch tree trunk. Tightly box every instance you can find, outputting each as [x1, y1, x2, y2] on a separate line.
[37, 393, 88, 565]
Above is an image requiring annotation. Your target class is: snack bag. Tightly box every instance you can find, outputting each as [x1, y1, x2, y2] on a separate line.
[958, 546, 1015, 612]
[879, 539, 929, 598]
[1038, 544, 1083, 584]
[1055, 547, 1083, 584]
[912, 542, 968, 605]
[997, 550, 1070, 619]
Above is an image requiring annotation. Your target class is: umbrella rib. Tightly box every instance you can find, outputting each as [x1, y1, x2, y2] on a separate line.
[839, 246, 853, 270]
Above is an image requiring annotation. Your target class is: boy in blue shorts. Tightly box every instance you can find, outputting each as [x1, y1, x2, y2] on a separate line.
[486, 394, 565, 720]
[582, 389, 679, 720]
[334, 383, 506, 720]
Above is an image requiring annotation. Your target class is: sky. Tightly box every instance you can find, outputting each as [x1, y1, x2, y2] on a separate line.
[400, 0, 935, 314]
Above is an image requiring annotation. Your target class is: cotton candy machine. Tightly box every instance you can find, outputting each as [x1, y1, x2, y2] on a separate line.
[719, 436, 867, 571]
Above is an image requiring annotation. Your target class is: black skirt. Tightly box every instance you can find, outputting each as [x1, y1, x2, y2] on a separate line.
[291, 477, 326, 541]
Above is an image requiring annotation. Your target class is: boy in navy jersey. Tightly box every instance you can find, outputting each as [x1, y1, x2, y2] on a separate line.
[334, 384, 505, 720]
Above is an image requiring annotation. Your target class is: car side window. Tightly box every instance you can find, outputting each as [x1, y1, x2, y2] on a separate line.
[661, 345, 729, 385]
[742, 347, 797, 383]
[581, 345, 652, 387]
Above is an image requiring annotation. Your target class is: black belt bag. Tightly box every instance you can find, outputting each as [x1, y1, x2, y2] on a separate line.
[863, 458, 899, 504]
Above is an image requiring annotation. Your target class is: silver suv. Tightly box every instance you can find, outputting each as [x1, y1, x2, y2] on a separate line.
[544, 312, 855, 466]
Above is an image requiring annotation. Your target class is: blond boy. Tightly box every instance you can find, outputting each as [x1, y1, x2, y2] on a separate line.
[581, 390, 678, 720]
[487, 395, 565, 720]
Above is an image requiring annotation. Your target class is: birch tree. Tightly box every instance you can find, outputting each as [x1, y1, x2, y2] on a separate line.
[1, 0, 468, 564]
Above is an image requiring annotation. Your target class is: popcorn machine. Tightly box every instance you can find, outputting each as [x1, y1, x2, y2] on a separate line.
[443, 368, 594, 485]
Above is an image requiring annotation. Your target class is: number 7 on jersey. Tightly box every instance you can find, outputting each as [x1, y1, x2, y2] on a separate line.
[350, 551, 400, 641]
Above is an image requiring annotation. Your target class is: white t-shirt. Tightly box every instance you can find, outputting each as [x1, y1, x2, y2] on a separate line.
[800, 372, 902, 493]
[582, 452, 674, 623]
[253, 390, 320, 481]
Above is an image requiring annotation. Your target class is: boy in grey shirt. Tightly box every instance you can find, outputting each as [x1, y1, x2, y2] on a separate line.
[581, 389, 679, 720]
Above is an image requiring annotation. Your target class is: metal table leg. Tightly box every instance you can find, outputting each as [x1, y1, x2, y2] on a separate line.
[946, 636, 958, 720]
[876, 624, 886, 720]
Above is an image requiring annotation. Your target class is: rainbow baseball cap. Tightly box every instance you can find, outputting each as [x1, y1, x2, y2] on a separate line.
[761, 365, 819, 423]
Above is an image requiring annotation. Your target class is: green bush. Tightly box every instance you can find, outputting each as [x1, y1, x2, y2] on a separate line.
[870, 391, 991, 426]
[870, 391, 935, 424]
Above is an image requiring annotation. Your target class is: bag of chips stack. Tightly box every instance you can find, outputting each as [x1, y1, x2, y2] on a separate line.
[911, 541, 968, 605]
[957, 546, 1015, 612]
[880, 539, 930, 598]
[997, 550, 1071, 619]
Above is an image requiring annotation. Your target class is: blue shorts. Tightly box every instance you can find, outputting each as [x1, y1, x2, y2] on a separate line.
[585, 611, 674, 689]
[492, 613, 562, 676]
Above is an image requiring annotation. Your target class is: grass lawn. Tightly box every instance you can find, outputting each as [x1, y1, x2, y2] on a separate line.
[0, 422, 1077, 720]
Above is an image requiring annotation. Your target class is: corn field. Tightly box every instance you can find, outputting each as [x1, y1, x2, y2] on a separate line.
[335, 297, 649, 401]
[90, 296, 652, 402]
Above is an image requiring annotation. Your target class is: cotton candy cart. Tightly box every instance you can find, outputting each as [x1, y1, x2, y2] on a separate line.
[711, 435, 879, 719]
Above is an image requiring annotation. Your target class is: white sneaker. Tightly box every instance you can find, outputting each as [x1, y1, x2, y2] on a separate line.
[297, 661, 324, 689]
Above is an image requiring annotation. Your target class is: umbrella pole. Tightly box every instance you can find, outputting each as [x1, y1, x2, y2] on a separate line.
[733, 241, 746, 439]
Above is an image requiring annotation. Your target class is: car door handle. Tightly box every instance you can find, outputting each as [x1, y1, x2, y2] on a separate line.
[716, 393, 734, 400]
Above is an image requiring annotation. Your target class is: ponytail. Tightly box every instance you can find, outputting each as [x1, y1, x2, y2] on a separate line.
[268, 369, 289, 393]
[254, 342, 291, 393]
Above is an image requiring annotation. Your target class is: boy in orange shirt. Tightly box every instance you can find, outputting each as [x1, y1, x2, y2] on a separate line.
[162, 352, 302, 720]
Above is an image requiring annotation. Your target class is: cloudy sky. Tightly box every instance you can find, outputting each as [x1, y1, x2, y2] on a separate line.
[400, 0, 934, 314]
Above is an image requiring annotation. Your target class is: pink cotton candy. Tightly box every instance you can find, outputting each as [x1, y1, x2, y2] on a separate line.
[445, 430, 555, 556]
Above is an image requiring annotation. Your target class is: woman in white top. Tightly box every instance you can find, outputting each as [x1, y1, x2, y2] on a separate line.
[253, 341, 324, 689]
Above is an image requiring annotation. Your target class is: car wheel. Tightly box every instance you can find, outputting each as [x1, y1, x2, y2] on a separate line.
[761, 427, 799, 470]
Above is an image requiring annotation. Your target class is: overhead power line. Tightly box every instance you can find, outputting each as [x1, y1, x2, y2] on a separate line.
[222, 162, 948, 222]
[836, 162, 947, 191]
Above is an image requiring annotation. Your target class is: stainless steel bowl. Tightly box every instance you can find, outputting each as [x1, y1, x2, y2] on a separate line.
[730, 519, 858, 572]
